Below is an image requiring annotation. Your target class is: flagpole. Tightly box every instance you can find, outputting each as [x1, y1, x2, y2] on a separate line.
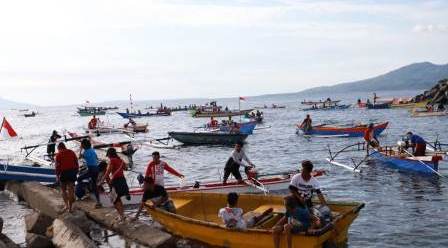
[0, 117, 4, 133]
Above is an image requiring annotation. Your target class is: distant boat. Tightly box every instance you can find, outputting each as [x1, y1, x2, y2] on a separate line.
[302, 104, 351, 111]
[24, 112, 37, 118]
[366, 103, 391, 109]
[192, 109, 253, 118]
[117, 109, 171, 118]
[77, 107, 106, 116]
[411, 108, 448, 117]
[168, 131, 248, 145]
[297, 122, 389, 138]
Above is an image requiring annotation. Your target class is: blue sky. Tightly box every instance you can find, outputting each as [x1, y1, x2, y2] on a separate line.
[0, 0, 447, 105]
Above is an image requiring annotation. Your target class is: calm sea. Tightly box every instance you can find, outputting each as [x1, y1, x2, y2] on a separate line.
[1, 90, 447, 247]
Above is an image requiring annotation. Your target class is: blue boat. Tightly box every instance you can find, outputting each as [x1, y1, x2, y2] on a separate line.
[369, 150, 443, 174]
[219, 121, 257, 135]
[366, 103, 390, 109]
[298, 122, 388, 138]
[0, 164, 56, 183]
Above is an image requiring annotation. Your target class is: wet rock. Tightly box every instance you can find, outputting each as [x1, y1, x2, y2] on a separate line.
[52, 218, 97, 248]
[0, 233, 20, 248]
[25, 211, 54, 235]
[62, 211, 95, 235]
[26, 233, 53, 248]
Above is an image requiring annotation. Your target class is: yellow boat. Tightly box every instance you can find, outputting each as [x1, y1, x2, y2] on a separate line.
[391, 100, 428, 108]
[145, 192, 364, 248]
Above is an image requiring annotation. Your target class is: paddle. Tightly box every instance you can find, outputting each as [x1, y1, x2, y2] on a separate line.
[401, 149, 445, 178]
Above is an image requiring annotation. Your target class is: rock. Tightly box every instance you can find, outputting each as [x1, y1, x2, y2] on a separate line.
[26, 233, 53, 248]
[61, 211, 95, 235]
[25, 211, 54, 235]
[52, 219, 97, 248]
[0, 217, 3, 233]
[0, 233, 20, 248]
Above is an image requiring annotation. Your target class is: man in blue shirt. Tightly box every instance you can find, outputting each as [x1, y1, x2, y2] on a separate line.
[80, 139, 101, 207]
[406, 132, 426, 156]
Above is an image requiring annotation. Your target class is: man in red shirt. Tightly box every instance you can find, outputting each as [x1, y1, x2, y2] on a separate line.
[145, 151, 184, 187]
[364, 123, 379, 155]
[55, 142, 79, 213]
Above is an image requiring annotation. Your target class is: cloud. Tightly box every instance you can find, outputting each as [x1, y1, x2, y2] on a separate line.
[413, 24, 448, 33]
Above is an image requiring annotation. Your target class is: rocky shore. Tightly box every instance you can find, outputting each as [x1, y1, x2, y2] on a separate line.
[413, 78, 448, 107]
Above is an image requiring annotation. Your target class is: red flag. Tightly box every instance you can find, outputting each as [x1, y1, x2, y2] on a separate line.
[239, 96, 247, 101]
[0, 118, 18, 139]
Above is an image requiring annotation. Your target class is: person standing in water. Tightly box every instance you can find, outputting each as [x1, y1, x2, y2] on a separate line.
[79, 139, 101, 208]
[223, 142, 254, 184]
[144, 151, 184, 187]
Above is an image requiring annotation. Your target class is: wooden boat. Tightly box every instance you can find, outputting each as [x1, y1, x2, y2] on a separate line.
[24, 112, 37, 117]
[145, 192, 364, 248]
[192, 109, 254, 118]
[411, 109, 448, 117]
[369, 147, 444, 174]
[169, 131, 248, 145]
[67, 132, 137, 165]
[117, 110, 171, 118]
[301, 100, 341, 105]
[99, 172, 318, 207]
[297, 122, 388, 138]
[77, 107, 106, 116]
[366, 103, 390, 109]
[87, 123, 149, 134]
[302, 104, 351, 111]
[0, 163, 56, 183]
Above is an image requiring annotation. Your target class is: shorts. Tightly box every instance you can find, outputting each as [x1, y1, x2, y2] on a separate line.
[111, 177, 130, 203]
[160, 200, 176, 213]
[59, 169, 78, 183]
[291, 224, 307, 234]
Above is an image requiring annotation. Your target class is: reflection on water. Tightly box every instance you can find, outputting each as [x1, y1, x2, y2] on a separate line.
[1, 90, 448, 247]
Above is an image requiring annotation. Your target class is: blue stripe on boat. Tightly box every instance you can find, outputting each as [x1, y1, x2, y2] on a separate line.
[369, 151, 437, 174]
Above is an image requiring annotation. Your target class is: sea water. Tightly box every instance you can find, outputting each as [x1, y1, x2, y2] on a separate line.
[1, 90, 447, 247]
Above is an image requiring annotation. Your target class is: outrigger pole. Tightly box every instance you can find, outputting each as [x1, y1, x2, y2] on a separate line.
[21, 134, 91, 157]
[326, 142, 369, 173]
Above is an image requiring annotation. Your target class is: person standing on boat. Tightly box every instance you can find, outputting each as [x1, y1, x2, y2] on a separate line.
[299, 114, 312, 132]
[223, 142, 254, 184]
[55, 142, 79, 213]
[88, 115, 98, 129]
[364, 123, 379, 155]
[406, 132, 426, 156]
[144, 151, 184, 187]
[47, 130, 62, 160]
[79, 139, 101, 208]
[102, 148, 130, 222]
[289, 160, 326, 208]
[208, 117, 218, 128]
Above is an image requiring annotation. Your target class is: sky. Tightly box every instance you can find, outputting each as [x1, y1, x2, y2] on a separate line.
[0, 0, 447, 106]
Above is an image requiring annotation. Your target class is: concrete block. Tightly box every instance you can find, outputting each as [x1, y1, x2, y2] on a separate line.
[52, 219, 97, 248]
[25, 211, 54, 235]
[26, 233, 53, 248]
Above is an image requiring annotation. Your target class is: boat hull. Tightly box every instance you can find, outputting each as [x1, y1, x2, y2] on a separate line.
[117, 112, 170, 118]
[366, 103, 390, 109]
[300, 122, 388, 138]
[100, 174, 292, 207]
[369, 151, 440, 174]
[0, 164, 56, 183]
[146, 192, 364, 248]
[411, 110, 448, 117]
[192, 109, 254, 118]
[303, 104, 351, 111]
[169, 132, 248, 145]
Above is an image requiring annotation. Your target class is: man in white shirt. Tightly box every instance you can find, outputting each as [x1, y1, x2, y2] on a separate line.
[223, 142, 254, 184]
[289, 160, 327, 208]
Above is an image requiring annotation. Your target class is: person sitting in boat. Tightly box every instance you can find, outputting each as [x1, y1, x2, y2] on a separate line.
[223, 142, 255, 184]
[218, 192, 273, 229]
[88, 115, 98, 129]
[299, 114, 312, 132]
[273, 196, 312, 248]
[256, 110, 262, 117]
[289, 160, 326, 209]
[124, 118, 136, 128]
[405, 132, 426, 156]
[364, 123, 379, 155]
[47, 130, 62, 160]
[133, 176, 176, 221]
[208, 117, 219, 128]
[425, 104, 434, 112]
[145, 151, 184, 187]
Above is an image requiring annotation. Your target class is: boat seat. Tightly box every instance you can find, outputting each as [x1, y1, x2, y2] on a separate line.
[252, 204, 285, 214]
[172, 198, 192, 210]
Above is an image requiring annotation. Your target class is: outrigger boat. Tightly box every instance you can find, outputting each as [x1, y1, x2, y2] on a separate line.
[326, 141, 447, 176]
[77, 107, 106, 116]
[99, 171, 327, 207]
[297, 122, 388, 138]
[145, 191, 364, 248]
[366, 102, 390, 109]
[411, 108, 448, 117]
[192, 109, 254, 118]
[87, 123, 149, 135]
[0, 163, 56, 183]
[117, 109, 171, 118]
[301, 100, 351, 111]
[168, 131, 248, 145]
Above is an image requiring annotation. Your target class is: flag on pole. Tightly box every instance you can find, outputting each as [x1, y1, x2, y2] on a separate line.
[0, 118, 18, 139]
[239, 96, 247, 101]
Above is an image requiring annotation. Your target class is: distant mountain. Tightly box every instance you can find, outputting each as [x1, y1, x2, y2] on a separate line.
[299, 62, 448, 95]
[0, 97, 34, 109]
